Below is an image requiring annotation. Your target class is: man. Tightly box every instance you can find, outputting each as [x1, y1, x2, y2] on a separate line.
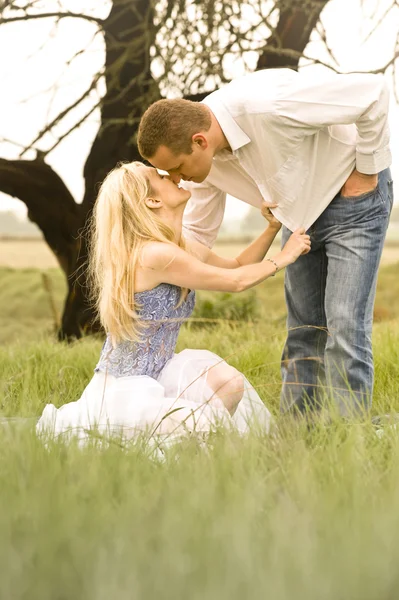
[137, 68, 393, 417]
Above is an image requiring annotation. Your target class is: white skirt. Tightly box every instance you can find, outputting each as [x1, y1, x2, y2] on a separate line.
[37, 349, 272, 447]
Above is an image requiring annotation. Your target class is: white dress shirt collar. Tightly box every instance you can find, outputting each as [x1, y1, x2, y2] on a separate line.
[202, 94, 251, 154]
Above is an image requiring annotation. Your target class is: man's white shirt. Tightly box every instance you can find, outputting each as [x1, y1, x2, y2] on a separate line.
[181, 68, 392, 247]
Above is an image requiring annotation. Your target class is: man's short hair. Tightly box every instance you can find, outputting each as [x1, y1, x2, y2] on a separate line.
[137, 99, 211, 158]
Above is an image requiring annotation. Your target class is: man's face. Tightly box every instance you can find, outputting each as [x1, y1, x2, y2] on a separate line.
[149, 143, 213, 184]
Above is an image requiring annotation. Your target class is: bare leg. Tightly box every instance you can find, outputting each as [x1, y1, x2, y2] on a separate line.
[206, 364, 245, 416]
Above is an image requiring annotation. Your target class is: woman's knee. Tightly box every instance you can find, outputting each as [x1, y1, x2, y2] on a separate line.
[207, 365, 244, 414]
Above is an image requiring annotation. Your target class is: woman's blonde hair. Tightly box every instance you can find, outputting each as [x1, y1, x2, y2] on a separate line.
[88, 161, 186, 346]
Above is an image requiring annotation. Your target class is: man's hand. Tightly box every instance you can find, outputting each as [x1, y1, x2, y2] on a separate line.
[340, 169, 378, 198]
[261, 202, 281, 230]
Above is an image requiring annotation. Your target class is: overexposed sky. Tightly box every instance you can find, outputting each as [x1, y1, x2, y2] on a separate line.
[0, 0, 399, 222]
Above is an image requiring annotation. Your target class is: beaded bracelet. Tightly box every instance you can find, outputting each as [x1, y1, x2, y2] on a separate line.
[265, 257, 279, 276]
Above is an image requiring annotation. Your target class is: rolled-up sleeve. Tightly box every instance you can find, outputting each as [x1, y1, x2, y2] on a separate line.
[273, 71, 391, 174]
[181, 180, 226, 248]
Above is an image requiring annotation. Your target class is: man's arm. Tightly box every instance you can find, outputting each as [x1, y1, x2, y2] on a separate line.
[272, 71, 391, 175]
[181, 179, 227, 248]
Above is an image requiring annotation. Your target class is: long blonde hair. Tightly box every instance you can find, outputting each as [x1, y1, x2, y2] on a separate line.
[88, 161, 186, 346]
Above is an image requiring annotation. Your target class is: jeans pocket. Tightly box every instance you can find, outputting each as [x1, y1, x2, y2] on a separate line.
[340, 184, 379, 201]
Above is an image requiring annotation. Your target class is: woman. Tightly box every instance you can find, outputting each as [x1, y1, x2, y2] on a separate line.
[37, 162, 310, 446]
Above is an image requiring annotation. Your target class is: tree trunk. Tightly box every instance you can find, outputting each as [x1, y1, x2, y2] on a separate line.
[0, 157, 80, 275]
[257, 0, 328, 70]
[59, 0, 161, 339]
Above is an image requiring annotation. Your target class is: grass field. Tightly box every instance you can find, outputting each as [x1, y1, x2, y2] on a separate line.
[3, 236, 399, 268]
[1, 253, 399, 598]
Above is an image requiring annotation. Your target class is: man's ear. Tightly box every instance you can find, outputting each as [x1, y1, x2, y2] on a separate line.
[192, 133, 208, 149]
[144, 196, 162, 209]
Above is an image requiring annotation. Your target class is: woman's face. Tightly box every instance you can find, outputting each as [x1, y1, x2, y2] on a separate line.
[140, 166, 191, 210]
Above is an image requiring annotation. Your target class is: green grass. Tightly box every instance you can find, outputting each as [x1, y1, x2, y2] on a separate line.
[1, 264, 399, 598]
[1, 403, 399, 598]
[0, 267, 66, 344]
[2, 261, 399, 344]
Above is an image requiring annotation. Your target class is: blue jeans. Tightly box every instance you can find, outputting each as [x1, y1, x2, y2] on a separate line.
[281, 168, 394, 416]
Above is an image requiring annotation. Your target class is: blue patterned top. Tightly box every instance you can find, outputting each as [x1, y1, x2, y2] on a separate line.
[95, 283, 195, 379]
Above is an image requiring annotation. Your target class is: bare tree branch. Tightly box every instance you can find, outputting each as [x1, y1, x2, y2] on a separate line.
[0, 11, 103, 25]
[0, 157, 80, 274]
[20, 71, 103, 158]
[316, 17, 339, 68]
[0, 136, 36, 151]
[44, 100, 101, 156]
[367, 50, 399, 74]
[362, 0, 396, 44]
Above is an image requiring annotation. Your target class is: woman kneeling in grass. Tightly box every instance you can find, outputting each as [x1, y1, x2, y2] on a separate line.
[37, 162, 310, 444]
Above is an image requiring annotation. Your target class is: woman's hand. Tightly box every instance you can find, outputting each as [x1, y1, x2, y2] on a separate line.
[261, 202, 281, 230]
[280, 228, 311, 264]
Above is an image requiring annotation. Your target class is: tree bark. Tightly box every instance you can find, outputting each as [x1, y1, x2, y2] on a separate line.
[257, 0, 329, 70]
[0, 157, 79, 274]
[59, 0, 161, 339]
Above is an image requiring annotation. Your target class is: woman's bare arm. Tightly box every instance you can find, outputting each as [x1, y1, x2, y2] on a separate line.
[141, 229, 310, 293]
[186, 202, 281, 269]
